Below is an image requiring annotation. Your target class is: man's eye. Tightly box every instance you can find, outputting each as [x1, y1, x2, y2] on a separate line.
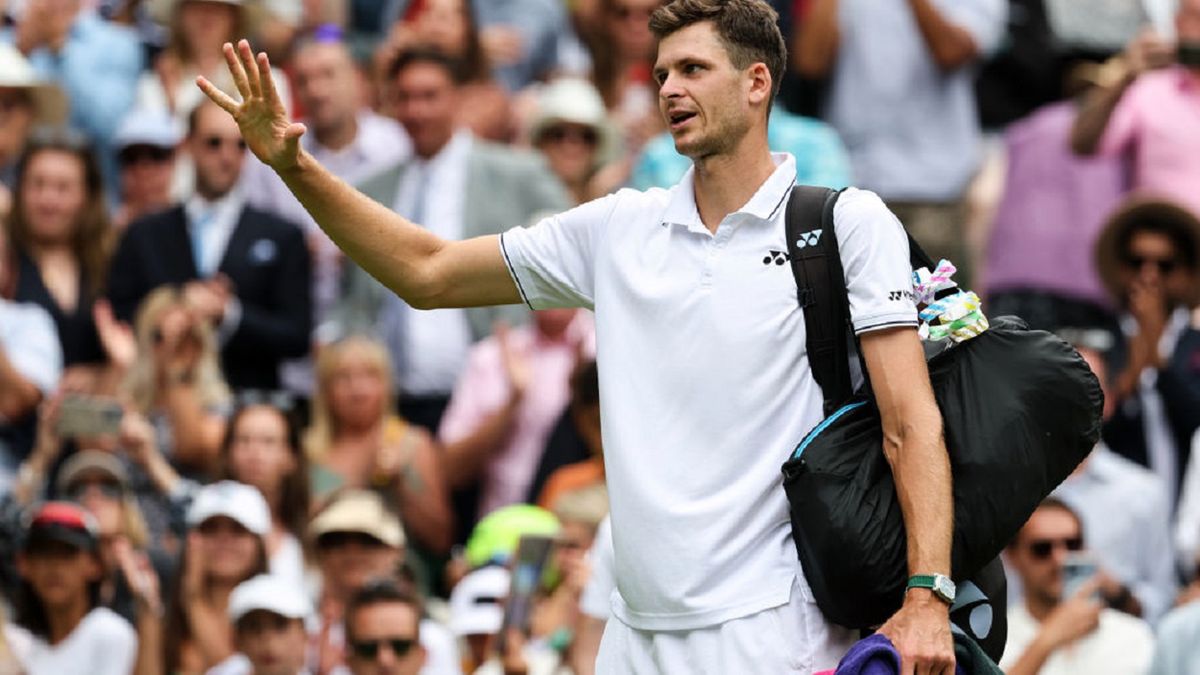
[684, 64, 702, 74]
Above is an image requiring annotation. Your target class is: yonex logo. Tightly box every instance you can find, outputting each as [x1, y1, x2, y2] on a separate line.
[763, 250, 789, 266]
[795, 229, 823, 249]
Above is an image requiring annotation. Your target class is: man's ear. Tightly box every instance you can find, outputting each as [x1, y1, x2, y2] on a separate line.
[746, 62, 773, 108]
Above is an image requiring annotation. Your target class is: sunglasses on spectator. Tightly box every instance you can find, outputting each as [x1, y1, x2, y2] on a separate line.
[541, 125, 599, 146]
[67, 479, 124, 501]
[316, 531, 388, 550]
[202, 136, 248, 152]
[119, 145, 174, 166]
[0, 92, 33, 113]
[350, 637, 417, 660]
[236, 389, 296, 413]
[1026, 536, 1084, 560]
[1124, 254, 1180, 275]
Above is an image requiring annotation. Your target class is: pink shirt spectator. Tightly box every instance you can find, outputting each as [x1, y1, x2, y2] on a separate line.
[1098, 66, 1200, 215]
[439, 314, 595, 518]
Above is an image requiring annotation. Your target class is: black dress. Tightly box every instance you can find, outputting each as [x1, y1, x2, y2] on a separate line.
[13, 252, 105, 366]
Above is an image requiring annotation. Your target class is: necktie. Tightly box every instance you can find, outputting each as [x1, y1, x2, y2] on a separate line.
[191, 208, 216, 277]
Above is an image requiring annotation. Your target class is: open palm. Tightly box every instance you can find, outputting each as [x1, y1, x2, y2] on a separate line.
[196, 40, 306, 171]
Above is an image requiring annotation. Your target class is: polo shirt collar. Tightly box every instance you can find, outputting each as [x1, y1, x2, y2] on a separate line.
[660, 153, 798, 234]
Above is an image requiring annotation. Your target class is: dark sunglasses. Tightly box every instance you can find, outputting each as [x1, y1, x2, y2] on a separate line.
[67, 480, 124, 501]
[1124, 254, 1180, 275]
[236, 389, 296, 413]
[350, 638, 416, 660]
[119, 145, 174, 166]
[316, 531, 387, 550]
[1027, 536, 1084, 560]
[541, 125, 599, 146]
[203, 136, 248, 152]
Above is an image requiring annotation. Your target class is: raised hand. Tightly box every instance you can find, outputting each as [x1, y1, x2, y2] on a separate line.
[94, 299, 137, 373]
[196, 40, 307, 172]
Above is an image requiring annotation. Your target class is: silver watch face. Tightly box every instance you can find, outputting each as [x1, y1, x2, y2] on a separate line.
[934, 575, 956, 603]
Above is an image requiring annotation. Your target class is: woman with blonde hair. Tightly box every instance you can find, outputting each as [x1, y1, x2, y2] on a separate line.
[118, 284, 230, 480]
[306, 335, 453, 554]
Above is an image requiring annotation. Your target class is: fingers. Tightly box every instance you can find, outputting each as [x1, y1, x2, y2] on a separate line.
[222, 42, 253, 102]
[196, 75, 240, 115]
[238, 39, 263, 100]
[257, 51, 280, 106]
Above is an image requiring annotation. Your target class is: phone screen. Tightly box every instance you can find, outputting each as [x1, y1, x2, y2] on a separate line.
[56, 396, 124, 438]
[501, 535, 558, 637]
[1061, 553, 1098, 599]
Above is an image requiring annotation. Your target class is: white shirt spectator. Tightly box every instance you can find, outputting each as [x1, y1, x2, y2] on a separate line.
[1001, 603, 1155, 675]
[0, 300, 61, 491]
[1055, 444, 1176, 623]
[500, 153, 917, 630]
[1171, 430, 1200, 576]
[4, 607, 137, 675]
[1149, 600, 1200, 675]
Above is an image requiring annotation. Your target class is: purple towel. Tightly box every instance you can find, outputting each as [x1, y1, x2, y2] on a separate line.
[834, 634, 975, 675]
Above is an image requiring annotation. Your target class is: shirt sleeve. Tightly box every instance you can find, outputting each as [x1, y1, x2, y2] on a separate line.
[499, 194, 616, 311]
[833, 189, 919, 335]
[7, 305, 63, 395]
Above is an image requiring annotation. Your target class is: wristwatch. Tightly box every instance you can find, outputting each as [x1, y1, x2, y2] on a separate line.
[907, 574, 956, 605]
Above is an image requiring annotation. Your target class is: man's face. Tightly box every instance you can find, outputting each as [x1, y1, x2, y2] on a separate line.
[0, 87, 35, 164]
[606, 0, 660, 59]
[391, 62, 459, 159]
[316, 532, 402, 598]
[119, 144, 176, 212]
[17, 541, 101, 610]
[1178, 0, 1200, 45]
[236, 611, 308, 675]
[293, 43, 361, 137]
[346, 602, 425, 675]
[653, 21, 760, 160]
[1122, 229, 1194, 307]
[1008, 506, 1085, 607]
[188, 103, 246, 200]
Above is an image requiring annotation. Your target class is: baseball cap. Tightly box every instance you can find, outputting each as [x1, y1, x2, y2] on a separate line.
[228, 574, 313, 624]
[56, 450, 130, 496]
[186, 481, 271, 537]
[309, 490, 405, 549]
[114, 107, 183, 151]
[464, 504, 559, 568]
[24, 502, 99, 552]
[448, 566, 510, 637]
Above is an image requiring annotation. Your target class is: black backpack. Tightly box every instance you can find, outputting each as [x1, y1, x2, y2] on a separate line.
[779, 187, 1103, 638]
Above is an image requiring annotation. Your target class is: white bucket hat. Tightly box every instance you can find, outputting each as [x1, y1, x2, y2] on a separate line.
[0, 43, 68, 126]
[528, 78, 620, 168]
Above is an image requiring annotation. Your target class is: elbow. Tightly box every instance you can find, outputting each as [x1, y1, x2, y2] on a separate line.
[931, 44, 978, 72]
[1069, 128, 1098, 156]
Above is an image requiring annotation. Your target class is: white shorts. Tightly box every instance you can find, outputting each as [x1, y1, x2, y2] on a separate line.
[595, 578, 855, 674]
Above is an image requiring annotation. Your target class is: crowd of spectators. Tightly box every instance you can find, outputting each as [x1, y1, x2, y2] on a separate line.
[0, 0, 1199, 673]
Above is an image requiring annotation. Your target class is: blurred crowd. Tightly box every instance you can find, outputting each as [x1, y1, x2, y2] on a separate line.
[0, 0, 1199, 673]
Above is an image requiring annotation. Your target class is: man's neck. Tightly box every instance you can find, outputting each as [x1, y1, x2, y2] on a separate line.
[316, 114, 360, 153]
[45, 598, 90, 645]
[1025, 594, 1056, 623]
[691, 133, 776, 234]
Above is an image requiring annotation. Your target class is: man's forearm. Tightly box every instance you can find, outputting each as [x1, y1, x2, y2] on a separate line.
[907, 0, 979, 70]
[277, 151, 446, 307]
[1071, 72, 1134, 155]
[0, 351, 42, 422]
[887, 404, 953, 582]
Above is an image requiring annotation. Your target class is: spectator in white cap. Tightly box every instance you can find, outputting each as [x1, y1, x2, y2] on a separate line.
[112, 107, 183, 231]
[163, 480, 271, 675]
[527, 78, 618, 206]
[208, 574, 313, 675]
[0, 42, 66, 215]
[449, 566, 561, 675]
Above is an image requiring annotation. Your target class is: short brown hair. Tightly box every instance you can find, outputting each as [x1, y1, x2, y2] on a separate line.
[649, 0, 787, 100]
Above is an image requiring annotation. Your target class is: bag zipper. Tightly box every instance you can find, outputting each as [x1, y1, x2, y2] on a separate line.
[790, 400, 867, 460]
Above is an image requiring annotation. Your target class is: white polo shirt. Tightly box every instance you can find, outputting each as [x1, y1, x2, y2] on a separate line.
[500, 153, 917, 631]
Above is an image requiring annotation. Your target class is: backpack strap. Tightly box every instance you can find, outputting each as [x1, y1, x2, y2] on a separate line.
[785, 186, 854, 416]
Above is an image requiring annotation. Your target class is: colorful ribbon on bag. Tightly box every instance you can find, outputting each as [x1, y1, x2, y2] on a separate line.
[911, 260, 989, 343]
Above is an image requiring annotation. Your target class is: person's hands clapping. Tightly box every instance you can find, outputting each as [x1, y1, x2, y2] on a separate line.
[197, 40, 308, 172]
[94, 300, 138, 373]
[496, 322, 532, 402]
[113, 537, 163, 617]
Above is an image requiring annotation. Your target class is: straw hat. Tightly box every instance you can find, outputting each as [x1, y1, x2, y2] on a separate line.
[1094, 195, 1200, 307]
[0, 43, 68, 127]
[149, 0, 258, 29]
[528, 78, 620, 169]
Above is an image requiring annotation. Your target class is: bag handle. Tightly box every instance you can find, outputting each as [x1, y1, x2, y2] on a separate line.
[785, 186, 854, 416]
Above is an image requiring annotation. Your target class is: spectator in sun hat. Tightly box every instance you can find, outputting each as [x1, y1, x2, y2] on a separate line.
[0, 42, 66, 205]
[207, 574, 314, 675]
[526, 78, 618, 205]
[1093, 196, 1200, 508]
[2, 501, 138, 675]
[111, 107, 183, 231]
[162, 480, 272, 674]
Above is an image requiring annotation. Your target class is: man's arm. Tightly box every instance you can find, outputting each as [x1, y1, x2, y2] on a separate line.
[906, 0, 982, 70]
[792, 0, 839, 78]
[198, 41, 521, 310]
[1071, 30, 1173, 155]
[860, 326, 955, 675]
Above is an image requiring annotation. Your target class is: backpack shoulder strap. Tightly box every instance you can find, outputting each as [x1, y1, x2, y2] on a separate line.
[785, 186, 854, 416]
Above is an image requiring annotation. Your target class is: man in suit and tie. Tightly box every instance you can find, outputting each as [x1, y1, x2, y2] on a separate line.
[107, 100, 313, 391]
[334, 48, 571, 433]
